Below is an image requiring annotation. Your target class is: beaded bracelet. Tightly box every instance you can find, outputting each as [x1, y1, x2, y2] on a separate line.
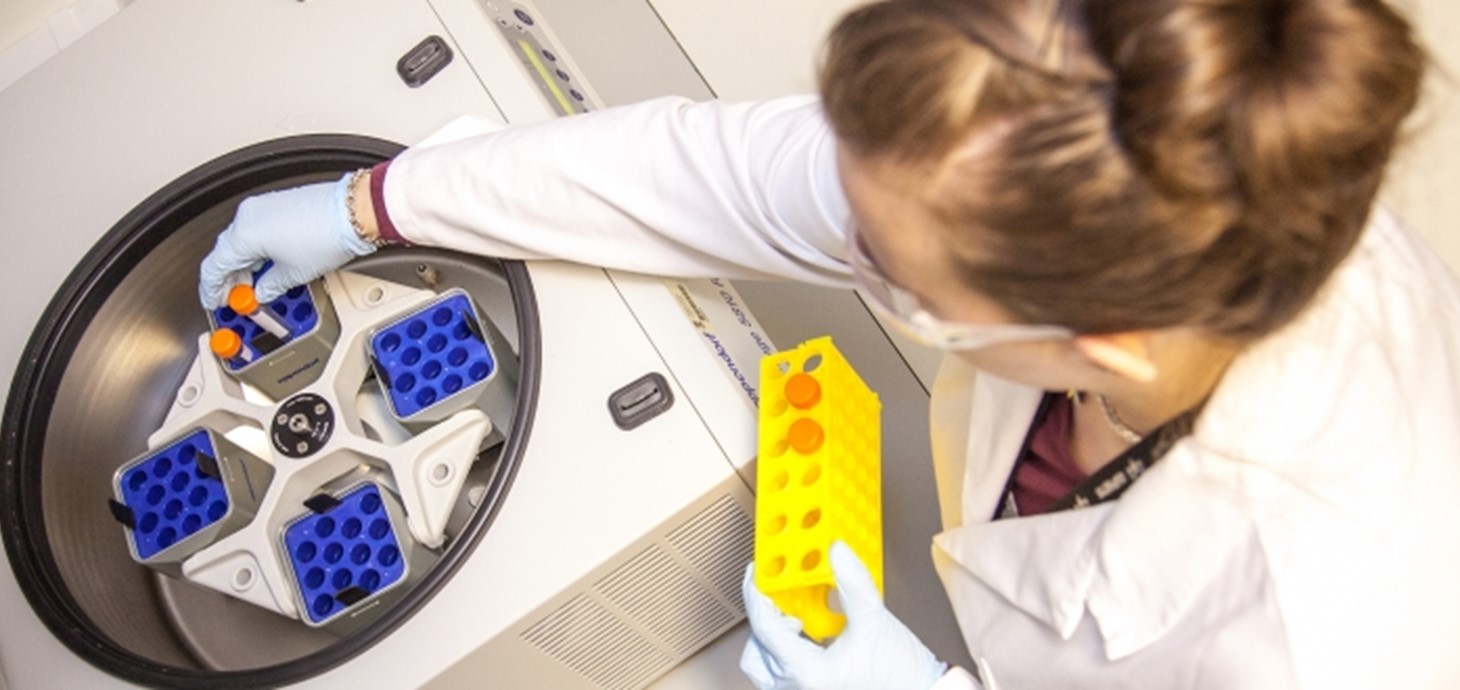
[344, 168, 387, 248]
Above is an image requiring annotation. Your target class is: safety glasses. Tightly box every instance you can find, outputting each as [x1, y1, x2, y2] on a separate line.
[846, 224, 1072, 351]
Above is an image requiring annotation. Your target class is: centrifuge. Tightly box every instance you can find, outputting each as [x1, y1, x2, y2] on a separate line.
[0, 0, 963, 687]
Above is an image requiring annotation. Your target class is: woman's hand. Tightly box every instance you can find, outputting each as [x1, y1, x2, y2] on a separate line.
[198, 173, 377, 309]
[740, 541, 950, 690]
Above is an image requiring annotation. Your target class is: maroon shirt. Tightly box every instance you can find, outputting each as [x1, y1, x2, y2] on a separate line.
[1008, 395, 1088, 517]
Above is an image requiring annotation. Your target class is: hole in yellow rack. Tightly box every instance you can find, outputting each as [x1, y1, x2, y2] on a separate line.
[767, 514, 787, 535]
[766, 555, 786, 577]
[801, 508, 821, 529]
[770, 440, 789, 458]
[775, 361, 791, 376]
[801, 463, 822, 486]
[771, 470, 789, 491]
[769, 398, 789, 417]
[803, 354, 823, 373]
[801, 550, 822, 572]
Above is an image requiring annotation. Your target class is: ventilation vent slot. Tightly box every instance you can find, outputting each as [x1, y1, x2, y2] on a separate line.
[667, 494, 754, 607]
[596, 546, 737, 654]
[520, 494, 754, 689]
[521, 594, 672, 690]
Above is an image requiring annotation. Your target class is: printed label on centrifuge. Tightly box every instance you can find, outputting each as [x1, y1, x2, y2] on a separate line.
[665, 278, 776, 408]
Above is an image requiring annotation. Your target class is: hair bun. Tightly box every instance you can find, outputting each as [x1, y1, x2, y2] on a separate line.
[1084, 0, 1424, 207]
[819, 0, 1425, 340]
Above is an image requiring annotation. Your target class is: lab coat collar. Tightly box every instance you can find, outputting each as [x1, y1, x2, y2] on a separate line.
[935, 439, 1253, 661]
[956, 372, 1045, 521]
[933, 502, 1110, 640]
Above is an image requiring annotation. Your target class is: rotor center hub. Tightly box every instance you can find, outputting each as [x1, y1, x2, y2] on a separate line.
[272, 393, 335, 458]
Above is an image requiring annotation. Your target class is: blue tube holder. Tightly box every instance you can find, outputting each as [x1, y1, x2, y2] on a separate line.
[111, 428, 274, 567]
[210, 284, 320, 365]
[205, 268, 340, 401]
[281, 481, 425, 630]
[368, 288, 501, 424]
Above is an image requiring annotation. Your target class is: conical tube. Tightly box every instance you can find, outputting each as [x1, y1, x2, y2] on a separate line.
[227, 284, 290, 340]
[210, 329, 255, 366]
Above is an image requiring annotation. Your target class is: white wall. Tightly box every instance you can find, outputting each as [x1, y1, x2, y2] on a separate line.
[0, 0, 75, 53]
[0, 0, 127, 91]
[1382, 0, 1460, 272]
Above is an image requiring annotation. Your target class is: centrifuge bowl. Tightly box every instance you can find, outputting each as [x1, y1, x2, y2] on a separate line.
[0, 135, 539, 687]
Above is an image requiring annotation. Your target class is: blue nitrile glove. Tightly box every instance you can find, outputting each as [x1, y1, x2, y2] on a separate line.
[198, 174, 376, 309]
[740, 541, 948, 690]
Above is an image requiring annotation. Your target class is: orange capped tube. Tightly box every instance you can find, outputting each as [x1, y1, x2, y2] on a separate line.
[227, 284, 290, 339]
[787, 418, 825, 455]
[784, 373, 822, 410]
[210, 329, 255, 365]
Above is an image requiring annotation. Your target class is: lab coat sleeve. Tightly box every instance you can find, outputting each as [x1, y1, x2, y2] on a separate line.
[376, 95, 854, 286]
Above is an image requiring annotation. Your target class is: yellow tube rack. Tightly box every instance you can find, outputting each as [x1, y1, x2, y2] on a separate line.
[753, 336, 882, 641]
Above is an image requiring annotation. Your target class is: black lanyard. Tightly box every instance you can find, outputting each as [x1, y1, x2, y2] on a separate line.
[995, 393, 1199, 519]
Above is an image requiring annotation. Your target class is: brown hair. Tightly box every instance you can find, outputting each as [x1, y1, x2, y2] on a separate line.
[821, 0, 1425, 340]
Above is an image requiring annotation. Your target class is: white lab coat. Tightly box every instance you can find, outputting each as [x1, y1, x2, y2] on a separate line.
[381, 96, 1460, 689]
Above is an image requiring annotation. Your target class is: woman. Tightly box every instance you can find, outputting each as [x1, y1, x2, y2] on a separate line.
[199, 0, 1460, 687]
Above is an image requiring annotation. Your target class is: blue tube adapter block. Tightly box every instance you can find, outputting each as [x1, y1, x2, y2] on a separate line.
[281, 480, 429, 633]
[207, 275, 340, 401]
[367, 288, 513, 427]
[110, 428, 274, 571]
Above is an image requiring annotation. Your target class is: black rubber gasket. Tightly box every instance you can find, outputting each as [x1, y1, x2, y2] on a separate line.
[0, 134, 541, 688]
